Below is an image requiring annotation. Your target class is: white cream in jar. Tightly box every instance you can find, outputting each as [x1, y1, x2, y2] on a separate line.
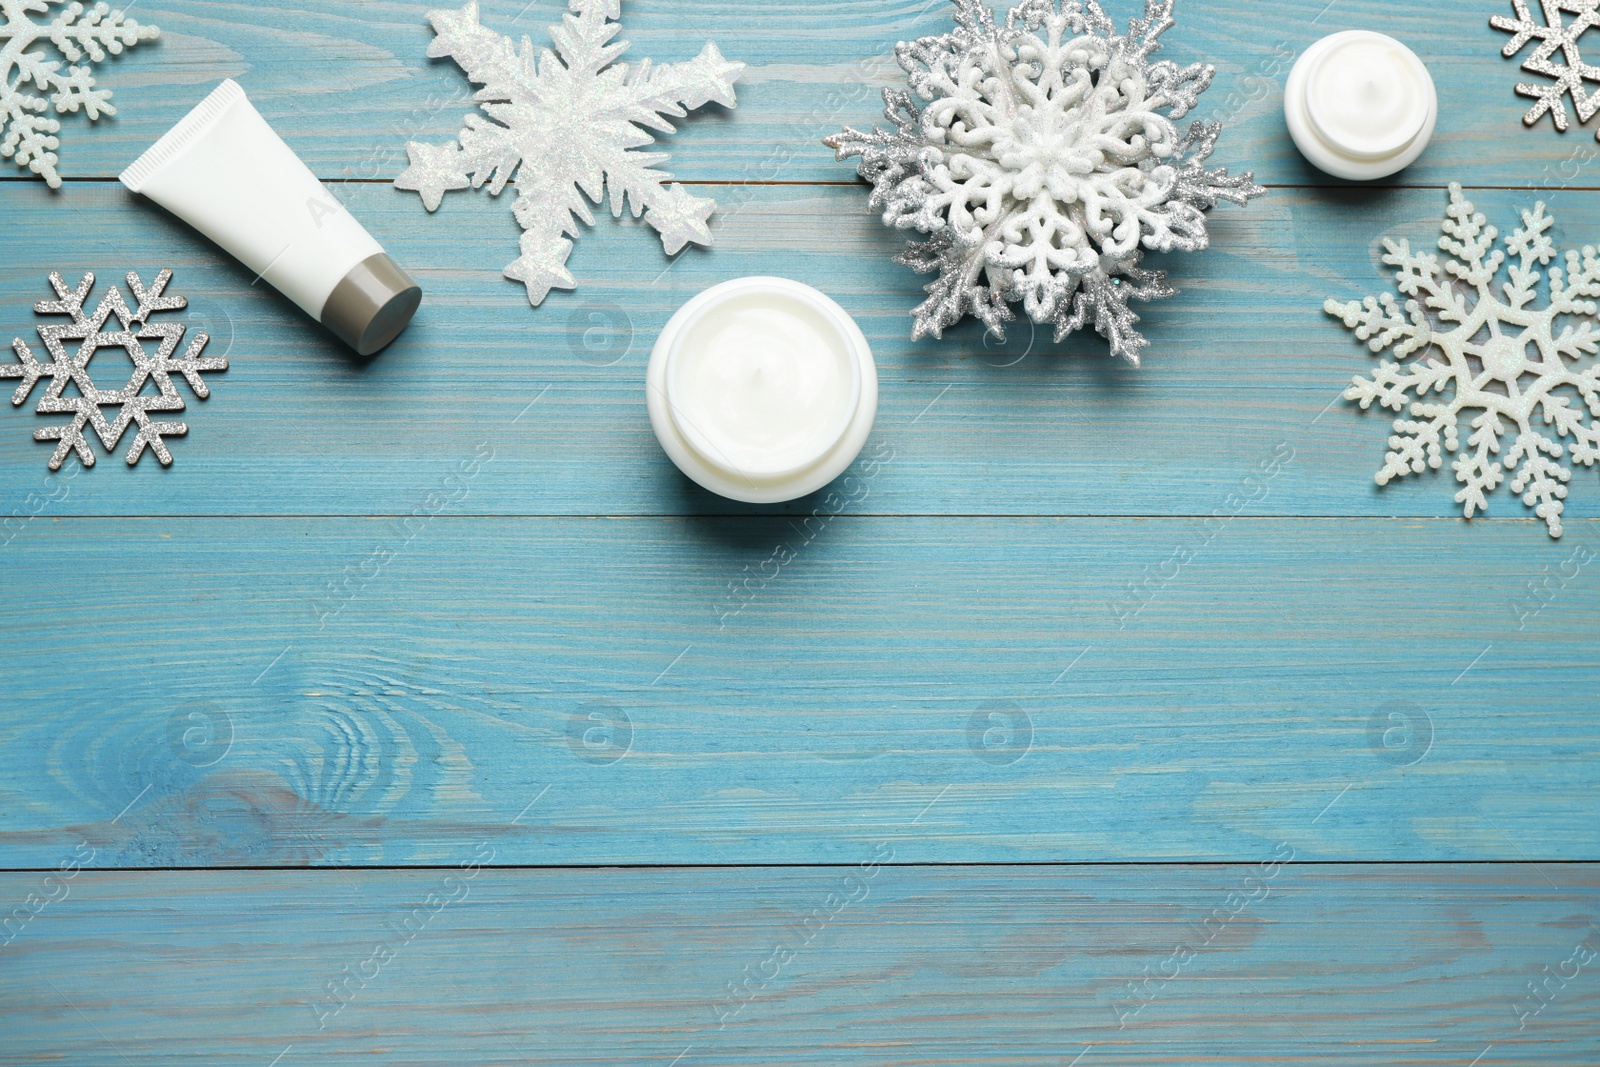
[1284, 31, 1437, 181]
[647, 277, 877, 503]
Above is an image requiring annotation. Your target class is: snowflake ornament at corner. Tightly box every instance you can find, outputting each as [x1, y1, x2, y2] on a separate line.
[395, 0, 743, 306]
[1, 1, 160, 187]
[1491, 0, 1600, 136]
[823, 0, 1263, 366]
[3, 270, 226, 469]
[1326, 185, 1600, 539]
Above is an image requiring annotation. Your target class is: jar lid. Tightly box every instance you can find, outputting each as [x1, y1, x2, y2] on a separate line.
[1285, 31, 1437, 181]
[647, 277, 878, 503]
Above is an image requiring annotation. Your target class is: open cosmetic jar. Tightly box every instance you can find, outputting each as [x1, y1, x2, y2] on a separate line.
[647, 277, 878, 503]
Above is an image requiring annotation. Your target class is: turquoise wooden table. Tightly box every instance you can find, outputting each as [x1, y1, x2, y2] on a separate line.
[3, 0, 1598, 1063]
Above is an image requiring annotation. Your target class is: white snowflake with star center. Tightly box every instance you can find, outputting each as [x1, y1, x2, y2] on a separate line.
[1, 0, 159, 187]
[1326, 184, 1600, 538]
[2, 269, 225, 469]
[395, 0, 743, 306]
[824, 0, 1262, 365]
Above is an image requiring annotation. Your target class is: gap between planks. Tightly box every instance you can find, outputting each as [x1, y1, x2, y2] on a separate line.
[4, 860, 1595, 873]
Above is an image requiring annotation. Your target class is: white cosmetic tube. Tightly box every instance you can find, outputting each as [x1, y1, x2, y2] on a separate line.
[120, 79, 421, 356]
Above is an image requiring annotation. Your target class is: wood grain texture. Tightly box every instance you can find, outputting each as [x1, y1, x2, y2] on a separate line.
[2, 866, 1597, 1066]
[2, 0, 1593, 188]
[6, 182, 1600, 520]
[4, 0, 1599, 1057]
[1, 516, 1594, 867]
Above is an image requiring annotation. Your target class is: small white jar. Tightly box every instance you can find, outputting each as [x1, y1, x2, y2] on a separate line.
[647, 277, 878, 503]
[1284, 30, 1437, 181]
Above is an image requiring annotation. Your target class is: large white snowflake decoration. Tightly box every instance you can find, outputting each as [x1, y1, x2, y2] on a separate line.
[1326, 184, 1600, 538]
[823, 0, 1262, 365]
[1491, 0, 1600, 135]
[395, 0, 743, 306]
[2, 270, 225, 469]
[1, 1, 160, 187]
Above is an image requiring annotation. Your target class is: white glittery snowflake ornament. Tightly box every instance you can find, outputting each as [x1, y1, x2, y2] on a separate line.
[395, 0, 743, 306]
[2, 270, 225, 469]
[1491, 0, 1600, 135]
[1326, 184, 1600, 538]
[824, 0, 1262, 365]
[1, 1, 160, 187]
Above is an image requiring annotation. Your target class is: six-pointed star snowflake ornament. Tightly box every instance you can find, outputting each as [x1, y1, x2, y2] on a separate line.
[1491, 0, 1600, 135]
[1326, 185, 1600, 538]
[395, 0, 743, 306]
[2, 270, 225, 469]
[823, 0, 1262, 365]
[1, 0, 159, 187]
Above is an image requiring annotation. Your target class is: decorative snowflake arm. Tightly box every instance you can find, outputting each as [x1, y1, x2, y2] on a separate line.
[1541, 388, 1600, 467]
[898, 232, 1014, 341]
[127, 269, 224, 398]
[2, 335, 51, 402]
[1117, 0, 1175, 59]
[394, 3, 536, 205]
[503, 175, 581, 305]
[1144, 59, 1212, 119]
[1439, 184, 1504, 293]
[125, 266, 183, 320]
[31, 395, 97, 467]
[1490, 0, 1545, 53]
[1060, 265, 1173, 359]
[1502, 200, 1556, 309]
[1505, 429, 1570, 535]
[1343, 355, 1452, 417]
[547, 0, 626, 76]
[1374, 404, 1455, 489]
[1490, 0, 1600, 134]
[1548, 246, 1600, 347]
[1, 109, 60, 183]
[1560, 364, 1600, 466]
[91, 389, 187, 465]
[1380, 236, 1470, 329]
[0, 271, 84, 401]
[155, 328, 221, 399]
[2, 270, 88, 402]
[614, 43, 742, 122]
[1169, 121, 1264, 208]
[823, 90, 932, 228]
[44, 2, 151, 115]
[0, 0, 158, 186]
[1325, 292, 1431, 361]
[1451, 408, 1507, 517]
[421, 1, 528, 93]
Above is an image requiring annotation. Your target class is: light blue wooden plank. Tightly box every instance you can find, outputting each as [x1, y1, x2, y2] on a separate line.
[4, 181, 1598, 521]
[1, 866, 1595, 1065]
[6, 0, 1595, 188]
[0, 516, 1594, 867]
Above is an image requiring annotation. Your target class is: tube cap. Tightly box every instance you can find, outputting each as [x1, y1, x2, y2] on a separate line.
[320, 253, 423, 357]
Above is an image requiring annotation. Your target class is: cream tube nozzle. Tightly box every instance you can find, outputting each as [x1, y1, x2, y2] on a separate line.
[120, 80, 422, 357]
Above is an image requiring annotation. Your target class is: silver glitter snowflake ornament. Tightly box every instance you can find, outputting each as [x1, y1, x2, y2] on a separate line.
[1326, 184, 1600, 538]
[1491, 0, 1600, 135]
[395, 0, 743, 306]
[3, 270, 225, 469]
[824, 0, 1262, 365]
[1, 1, 160, 187]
